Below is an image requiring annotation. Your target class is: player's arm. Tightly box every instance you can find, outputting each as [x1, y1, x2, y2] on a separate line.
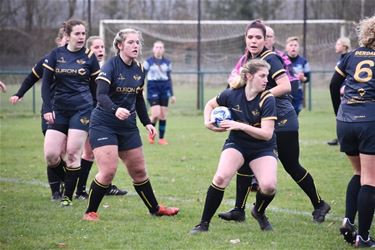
[136, 87, 152, 126]
[267, 56, 291, 97]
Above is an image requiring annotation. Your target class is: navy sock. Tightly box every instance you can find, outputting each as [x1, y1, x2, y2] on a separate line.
[357, 185, 375, 239]
[86, 179, 110, 213]
[345, 175, 361, 223]
[201, 183, 225, 223]
[134, 179, 159, 214]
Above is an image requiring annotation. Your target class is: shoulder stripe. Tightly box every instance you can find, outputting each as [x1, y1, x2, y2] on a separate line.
[271, 69, 286, 79]
[88, 50, 94, 58]
[32, 67, 41, 79]
[335, 65, 346, 77]
[260, 50, 275, 60]
[85, 48, 90, 54]
[90, 70, 101, 76]
[96, 76, 111, 85]
[259, 91, 273, 108]
[42, 63, 54, 72]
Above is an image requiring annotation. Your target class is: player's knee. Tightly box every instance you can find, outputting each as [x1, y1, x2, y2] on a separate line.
[213, 175, 229, 188]
[259, 181, 276, 195]
[45, 152, 60, 166]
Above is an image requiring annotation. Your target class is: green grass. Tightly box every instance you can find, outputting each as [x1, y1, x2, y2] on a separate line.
[0, 83, 373, 249]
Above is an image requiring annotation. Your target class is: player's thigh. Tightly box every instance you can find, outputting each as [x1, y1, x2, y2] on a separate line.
[119, 147, 147, 182]
[347, 155, 361, 175]
[93, 145, 119, 183]
[213, 148, 244, 187]
[150, 105, 161, 117]
[250, 156, 277, 191]
[360, 154, 375, 186]
[160, 105, 169, 120]
[44, 129, 67, 157]
[82, 138, 94, 161]
[66, 129, 88, 154]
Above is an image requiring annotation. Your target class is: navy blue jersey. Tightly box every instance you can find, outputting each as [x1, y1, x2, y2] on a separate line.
[42, 45, 100, 112]
[255, 48, 295, 117]
[92, 56, 147, 129]
[336, 47, 375, 122]
[216, 87, 277, 150]
[144, 56, 173, 96]
[289, 54, 311, 83]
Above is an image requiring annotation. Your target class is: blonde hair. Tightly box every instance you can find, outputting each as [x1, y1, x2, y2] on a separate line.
[113, 28, 143, 55]
[286, 36, 299, 44]
[230, 59, 270, 89]
[86, 36, 102, 48]
[357, 15, 375, 50]
[336, 37, 351, 51]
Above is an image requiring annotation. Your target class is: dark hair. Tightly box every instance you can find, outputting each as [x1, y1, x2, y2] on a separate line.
[63, 19, 86, 36]
[245, 19, 266, 38]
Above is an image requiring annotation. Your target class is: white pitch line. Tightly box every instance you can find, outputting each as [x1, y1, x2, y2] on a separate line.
[0, 177, 342, 221]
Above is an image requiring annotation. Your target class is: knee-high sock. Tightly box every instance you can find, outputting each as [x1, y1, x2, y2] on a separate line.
[254, 190, 275, 214]
[345, 175, 361, 223]
[47, 166, 61, 194]
[85, 179, 110, 213]
[357, 185, 375, 239]
[76, 159, 93, 194]
[63, 166, 81, 200]
[159, 120, 167, 139]
[133, 179, 159, 214]
[201, 183, 225, 223]
[234, 173, 252, 210]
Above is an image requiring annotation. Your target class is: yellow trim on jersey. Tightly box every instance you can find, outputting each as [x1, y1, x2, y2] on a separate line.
[335, 65, 346, 77]
[32, 67, 41, 79]
[42, 63, 54, 72]
[85, 48, 90, 54]
[259, 92, 273, 108]
[88, 50, 94, 58]
[91, 69, 100, 76]
[261, 116, 277, 121]
[271, 69, 286, 79]
[260, 50, 274, 59]
[96, 76, 111, 85]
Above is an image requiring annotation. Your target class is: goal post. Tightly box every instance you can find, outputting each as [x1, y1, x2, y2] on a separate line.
[99, 19, 354, 110]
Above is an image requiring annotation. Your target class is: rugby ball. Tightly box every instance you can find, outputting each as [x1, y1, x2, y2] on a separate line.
[211, 106, 232, 127]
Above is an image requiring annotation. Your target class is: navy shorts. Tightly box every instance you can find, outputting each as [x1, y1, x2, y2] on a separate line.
[89, 125, 142, 151]
[222, 139, 278, 169]
[147, 81, 172, 107]
[275, 110, 299, 132]
[337, 120, 375, 155]
[41, 115, 48, 135]
[47, 108, 91, 134]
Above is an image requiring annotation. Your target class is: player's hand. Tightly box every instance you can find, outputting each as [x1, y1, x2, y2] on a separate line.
[170, 96, 176, 104]
[298, 72, 305, 82]
[43, 112, 55, 124]
[220, 120, 243, 131]
[0, 81, 7, 93]
[205, 120, 226, 132]
[9, 96, 22, 104]
[145, 124, 157, 138]
[115, 107, 131, 120]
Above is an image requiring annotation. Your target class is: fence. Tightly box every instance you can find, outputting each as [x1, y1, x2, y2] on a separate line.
[0, 69, 334, 113]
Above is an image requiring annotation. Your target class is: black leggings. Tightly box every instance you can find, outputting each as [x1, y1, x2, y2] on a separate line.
[276, 130, 307, 182]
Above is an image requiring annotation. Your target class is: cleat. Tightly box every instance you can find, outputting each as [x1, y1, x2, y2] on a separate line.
[158, 138, 169, 145]
[218, 208, 245, 222]
[190, 221, 209, 234]
[312, 200, 331, 223]
[105, 185, 128, 196]
[153, 205, 179, 216]
[148, 134, 155, 144]
[51, 191, 62, 202]
[250, 176, 260, 192]
[327, 138, 339, 146]
[339, 218, 357, 245]
[60, 196, 72, 207]
[251, 207, 273, 231]
[74, 191, 89, 200]
[355, 235, 375, 248]
[82, 212, 100, 221]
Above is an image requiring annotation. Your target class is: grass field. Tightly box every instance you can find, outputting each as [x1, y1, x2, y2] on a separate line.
[0, 83, 373, 249]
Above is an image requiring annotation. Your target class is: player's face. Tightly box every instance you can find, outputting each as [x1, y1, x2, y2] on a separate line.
[245, 28, 265, 57]
[248, 67, 269, 92]
[335, 41, 346, 54]
[286, 40, 299, 57]
[265, 29, 275, 50]
[90, 39, 105, 62]
[68, 24, 86, 51]
[119, 33, 140, 61]
[153, 43, 164, 58]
